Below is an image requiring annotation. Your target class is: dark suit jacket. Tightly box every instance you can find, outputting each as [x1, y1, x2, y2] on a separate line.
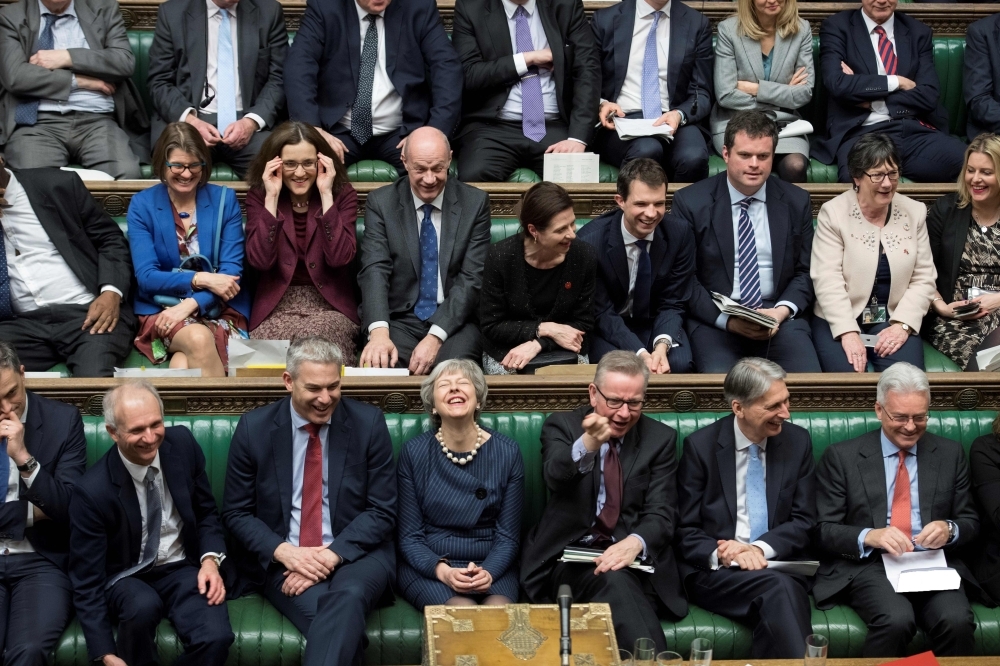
[451, 0, 600, 144]
[69, 427, 227, 661]
[964, 14, 1000, 139]
[968, 434, 1000, 605]
[815, 9, 948, 164]
[358, 177, 491, 336]
[924, 191, 974, 335]
[813, 429, 980, 608]
[222, 396, 397, 588]
[520, 405, 687, 617]
[670, 173, 814, 327]
[591, 0, 712, 127]
[676, 414, 816, 578]
[284, 0, 462, 138]
[576, 209, 694, 352]
[146, 0, 287, 142]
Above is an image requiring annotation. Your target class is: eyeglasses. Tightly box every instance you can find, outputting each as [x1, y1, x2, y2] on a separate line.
[594, 385, 645, 411]
[165, 161, 205, 175]
[882, 409, 929, 425]
[863, 170, 900, 184]
[282, 160, 318, 173]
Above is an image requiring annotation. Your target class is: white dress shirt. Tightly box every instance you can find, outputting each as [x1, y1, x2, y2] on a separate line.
[368, 190, 449, 342]
[709, 419, 777, 569]
[178, 0, 265, 131]
[337, 1, 403, 137]
[615, 0, 671, 115]
[1, 171, 121, 313]
[36, 0, 115, 115]
[287, 403, 334, 547]
[860, 11, 900, 127]
[117, 450, 187, 566]
[0, 397, 42, 555]
[499, 0, 560, 121]
[620, 220, 672, 350]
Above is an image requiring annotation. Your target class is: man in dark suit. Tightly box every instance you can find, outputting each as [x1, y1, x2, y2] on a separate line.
[577, 158, 694, 373]
[223, 336, 396, 666]
[451, 0, 600, 181]
[670, 110, 821, 373]
[591, 0, 712, 182]
[0, 0, 148, 177]
[0, 342, 86, 666]
[678, 358, 816, 659]
[816, 0, 966, 183]
[283, 0, 462, 174]
[964, 14, 1000, 139]
[358, 127, 491, 374]
[521, 351, 687, 654]
[814, 362, 978, 657]
[146, 0, 288, 179]
[70, 381, 233, 666]
[0, 160, 136, 377]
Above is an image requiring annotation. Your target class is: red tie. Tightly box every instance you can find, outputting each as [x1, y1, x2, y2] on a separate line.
[874, 26, 897, 75]
[299, 422, 324, 547]
[592, 440, 622, 544]
[889, 451, 911, 538]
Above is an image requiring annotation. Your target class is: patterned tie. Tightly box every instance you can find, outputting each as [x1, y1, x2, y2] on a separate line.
[873, 26, 897, 75]
[0, 224, 12, 323]
[593, 439, 623, 543]
[0, 447, 8, 506]
[747, 444, 768, 542]
[514, 6, 546, 142]
[15, 13, 70, 126]
[216, 8, 237, 134]
[351, 14, 379, 145]
[890, 451, 912, 538]
[106, 467, 162, 589]
[632, 239, 652, 319]
[414, 204, 438, 321]
[737, 197, 763, 310]
[641, 11, 663, 119]
[299, 423, 324, 547]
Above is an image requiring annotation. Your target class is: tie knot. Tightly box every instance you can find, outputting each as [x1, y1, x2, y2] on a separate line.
[42, 12, 68, 25]
[651, 10, 663, 22]
[421, 203, 434, 220]
[144, 466, 158, 483]
[635, 239, 649, 252]
[366, 12, 379, 22]
[749, 443, 761, 459]
[874, 25, 886, 37]
[898, 449, 909, 462]
[739, 197, 755, 211]
[514, 5, 527, 18]
[304, 422, 322, 438]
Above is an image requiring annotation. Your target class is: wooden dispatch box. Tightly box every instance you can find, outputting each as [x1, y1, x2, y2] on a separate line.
[423, 603, 623, 666]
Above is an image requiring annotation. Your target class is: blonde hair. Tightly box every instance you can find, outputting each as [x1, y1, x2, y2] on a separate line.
[736, 0, 801, 41]
[957, 133, 1000, 209]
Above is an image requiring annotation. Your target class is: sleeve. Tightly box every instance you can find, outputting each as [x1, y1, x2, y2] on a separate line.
[479, 243, 543, 350]
[187, 432, 227, 557]
[810, 202, 860, 338]
[244, 187, 282, 271]
[395, 443, 444, 578]
[146, 8, 194, 124]
[0, 11, 73, 99]
[564, 0, 601, 144]
[480, 443, 524, 580]
[773, 189, 815, 315]
[675, 437, 724, 569]
[19, 409, 87, 525]
[965, 23, 1000, 133]
[319, 186, 359, 269]
[673, 13, 713, 124]
[884, 25, 941, 118]
[970, 436, 1000, 537]
[714, 23, 758, 112]
[752, 436, 816, 559]
[282, 1, 325, 126]
[815, 445, 869, 559]
[650, 223, 695, 344]
[191, 187, 246, 316]
[128, 196, 200, 304]
[819, 17, 891, 104]
[628, 427, 678, 560]
[889, 205, 937, 333]
[74, 174, 134, 300]
[69, 487, 118, 661]
[243, 3, 288, 128]
[355, 192, 394, 330]
[451, 0, 521, 92]
[540, 412, 596, 495]
[65, 2, 134, 82]
[949, 443, 980, 549]
[756, 26, 815, 110]
[420, 0, 463, 136]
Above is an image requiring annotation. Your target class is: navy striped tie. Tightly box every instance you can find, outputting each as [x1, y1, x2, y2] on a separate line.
[737, 197, 763, 310]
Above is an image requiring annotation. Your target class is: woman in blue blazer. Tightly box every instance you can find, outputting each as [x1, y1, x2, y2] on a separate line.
[127, 123, 251, 376]
[397, 359, 524, 609]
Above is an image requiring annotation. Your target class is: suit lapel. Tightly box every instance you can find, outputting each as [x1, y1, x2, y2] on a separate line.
[17, 175, 91, 289]
[271, 399, 294, 536]
[893, 18, 910, 77]
[619, 420, 641, 483]
[766, 180, 788, 287]
[916, 436, 938, 524]
[438, 183, 461, 287]
[666, 7, 686, 103]
[73, 0, 103, 55]
[325, 402, 352, 526]
[608, 214, 631, 298]
[237, 0, 257, 107]
[109, 450, 144, 564]
[485, 0, 512, 59]
[764, 434, 784, 528]
[537, 0, 564, 111]
[396, 182, 421, 278]
[711, 178, 736, 289]
[185, 0, 209, 107]
[738, 32, 764, 81]
[383, 3, 398, 80]
[858, 432, 888, 529]
[716, 419, 738, 526]
[612, 0, 634, 101]
[154, 184, 183, 268]
[851, 10, 877, 75]
[159, 437, 194, 535]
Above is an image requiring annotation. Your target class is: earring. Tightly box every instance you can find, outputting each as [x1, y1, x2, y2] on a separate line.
[432, 409, 438, 415]
[533, 235, 538, 244]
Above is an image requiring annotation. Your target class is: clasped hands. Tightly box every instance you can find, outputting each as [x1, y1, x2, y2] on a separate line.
[436, 561, 493, 594]
[717, 540, 768, 570]
[186, 114, 258, 151]
[274, 542, 342, 597]
[599, 101, 682, 134]
[30, 50, 117, 96]
[863, 521, 951, 556]
[501, 322, 584, 372]
[726, 306, 791, 341]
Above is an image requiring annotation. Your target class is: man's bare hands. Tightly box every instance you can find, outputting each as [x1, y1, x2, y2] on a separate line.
[101, 655, 127, 666]
[651, 110, 682, 133]
[594, 536, 643, 574]
[523, 48, 553, 69]
[726, 316, 774, 341]
[273, 543, 333, 582]
[185, 114, 222, 146]
[864, 526, 913, 556]
[897, 76, 916, 91]
[0, 411, 27, 467]
[83, 291, 121, 335]
[282, 572, 317, 596]
[640, 343, 671, 374]
[198, 558, 226, 606]
[599, 101, 624, 130]
[30, 49, 71, 69]
[75, 75, 115, 96]
[359, 328, 399, 369]
[316, 127, 348, 163]
[222, 117, 258, 150]
[409, 334, 442, 375]
[914, 520, 950, 550]
[716, 540, 768, 570]
[581, 412, 612, 452]
[544, 140, 586, 154]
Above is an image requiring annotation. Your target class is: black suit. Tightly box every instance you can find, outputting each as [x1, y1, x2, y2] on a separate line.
[670, 173, 820, 373]
[147, 0, 287, 178]
[814, 430, 979, 657]
[0, 168, 136, 377]
[968, 434, 1000, 605]
[576, 209, 695, 372]
[591, 0, 712, 181]
[69, 428, 234, 666]
[520, 406, 687, 654]
[222, 396, 396, 666]
[965, 14, 1000, 139]
[677, 415, 815, 658]
[816, 9, 965, 183]
[452, 0, 600, 181]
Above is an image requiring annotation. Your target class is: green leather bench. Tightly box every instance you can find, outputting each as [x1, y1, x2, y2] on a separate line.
[48, 409, 1000, 664]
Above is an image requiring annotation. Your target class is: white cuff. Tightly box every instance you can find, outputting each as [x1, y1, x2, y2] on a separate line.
[715, 313, 730, 330]
[567, 138, 587, 147]
[571, 436, 598, 473]
[200, 552, 227, 565]
[244, 113, 266, 131]
[710, 548, 719, 570]
[100, 285, 123, 298]
[775, 301, 798, 319]
[652, 334, 675, 349]
[25, 502, 33, 527]
[70, 74, 78, 91]
[428, 325, 449, 343]
[751, 540, 776, 560]
[629, 533, 648, 560]
[887, 75, 899, 92]
[513, 53, 528, 76]
[368, 321, 389, 335]
[21, 465, 39, 488]
[179, 107, 197, 123]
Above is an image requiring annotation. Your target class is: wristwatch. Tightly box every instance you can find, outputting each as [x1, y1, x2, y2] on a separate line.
[16, 457, 37, 473]
[947, 520, 958, 542]
[892, 321, 912, 334]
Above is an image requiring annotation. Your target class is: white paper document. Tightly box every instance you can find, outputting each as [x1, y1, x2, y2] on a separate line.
[114, 368, 202, 377]
[778, 119, 814, 139]
[542, 152, 600, 183]
[612, 117, 674, 141]
[559, 546, 655, 573]
[23, 371, 64, 379]
[728, 560, 820, 576]
[976, 343, 1000, 372]
[343, 367, 410, 377]
[227, 339, 290, 375]
[882, 550, 961, 593]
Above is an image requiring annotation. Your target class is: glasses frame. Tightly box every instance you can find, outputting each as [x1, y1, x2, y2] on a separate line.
[881, 408, 929, 425]
[281, 160, 319, 173]
[164, 161, 206, 175]
[862, 170, 900, 184]
[594, 385, 645, 412]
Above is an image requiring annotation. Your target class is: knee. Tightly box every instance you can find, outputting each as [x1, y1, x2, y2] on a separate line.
[180, 325, 217, 356]
[871, 605, 916, 641]
[118, 596, 165, 630]
[6, 639, 49, 664]
[624, 139, 664, 163]
[198, 627, 235, 655]
[928, 605, 975, 641]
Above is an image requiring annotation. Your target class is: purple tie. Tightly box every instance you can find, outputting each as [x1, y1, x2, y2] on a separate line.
[514, 6, 546, 142]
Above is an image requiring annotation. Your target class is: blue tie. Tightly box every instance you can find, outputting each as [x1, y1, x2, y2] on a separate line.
[0, 224, 14, 322]
[737, 197, 763, 310]
[414, 204, 438, 321]
[351, 14, 379, 145]
[216, 8, 237, 134]
[632, 238, 651, 319]
[747, 443, 767, 542]
[641, 11, 663, 120]
[15, 13, 69, 126]
[0, 445, 8, 506]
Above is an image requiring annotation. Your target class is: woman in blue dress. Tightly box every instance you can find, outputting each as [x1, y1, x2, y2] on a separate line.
[396, 359, 524, 608]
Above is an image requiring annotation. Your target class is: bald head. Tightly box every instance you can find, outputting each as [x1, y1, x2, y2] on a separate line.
[402, 127, 452, 203]
[103, 381, 166, 466]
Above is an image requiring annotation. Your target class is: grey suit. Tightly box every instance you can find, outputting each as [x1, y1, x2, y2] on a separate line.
[710, 16, 814, 156]
[0, 0, 148, 176]
[357, 177, 491, 366]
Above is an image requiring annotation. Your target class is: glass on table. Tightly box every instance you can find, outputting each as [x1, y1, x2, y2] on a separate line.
[655, 651, 683, 665]
[805, 633, 829, 666]
[618, 648, 634, 665]
[690, 637, 713, 666]
[633, 638, 657, 665]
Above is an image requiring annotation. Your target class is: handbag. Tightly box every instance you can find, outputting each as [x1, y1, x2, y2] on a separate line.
[152, 186, 229, 320]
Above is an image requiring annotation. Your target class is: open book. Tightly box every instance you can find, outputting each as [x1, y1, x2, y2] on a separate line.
[711, 292, 778, 329]
[558, 546, 655, 573]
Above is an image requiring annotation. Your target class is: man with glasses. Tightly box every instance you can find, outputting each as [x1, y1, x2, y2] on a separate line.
[520, 350, 687, 655]
[814, 362, 979, 657]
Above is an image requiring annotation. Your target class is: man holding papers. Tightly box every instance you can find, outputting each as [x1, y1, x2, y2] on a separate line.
[814, 363, 979, 657]
[676, 358, 816, 659]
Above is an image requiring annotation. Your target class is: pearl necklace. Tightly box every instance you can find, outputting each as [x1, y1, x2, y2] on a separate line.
[436, 425, 484, 465]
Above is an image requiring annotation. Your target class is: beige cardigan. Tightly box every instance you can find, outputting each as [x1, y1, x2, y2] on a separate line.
[811, 189, 937, 339]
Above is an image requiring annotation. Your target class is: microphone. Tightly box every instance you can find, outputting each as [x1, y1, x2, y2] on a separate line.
[558, 584, 573, 666]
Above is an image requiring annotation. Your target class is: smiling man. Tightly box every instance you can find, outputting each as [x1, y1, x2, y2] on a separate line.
[223, 335, 396, 666]
[676, 358, 816, 659]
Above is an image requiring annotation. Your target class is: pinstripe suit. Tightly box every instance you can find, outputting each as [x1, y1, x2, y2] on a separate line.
[396, 429, 524, 609]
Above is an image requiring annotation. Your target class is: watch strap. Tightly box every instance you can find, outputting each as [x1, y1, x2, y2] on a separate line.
[16, 457, 36, 472]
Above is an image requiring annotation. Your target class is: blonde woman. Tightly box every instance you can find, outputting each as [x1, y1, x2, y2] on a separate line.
[711, 0, 814, 182]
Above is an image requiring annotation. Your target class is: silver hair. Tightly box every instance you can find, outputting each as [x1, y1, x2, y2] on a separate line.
[593, 350, 650, 390]
[0, 342, 20, 375]
[876, 362, 930, 404]
[103, 380, 164, 432]
[723, 357, 787, 406]
[286, 336, 343, 379]
[420, 359, 488, 428]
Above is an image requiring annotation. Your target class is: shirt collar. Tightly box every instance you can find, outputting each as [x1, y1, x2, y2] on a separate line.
[502, 0, 536, 20]
[355, 0, 385, 22]
[290, 401, 331, 431]
[19, 394, 28, 426]
[727, 177, 767, 207]
[37, 0, 75, 18]
[206, 0, 236, 20]
[861, 10, 894, 38]
[117, 448, 161, 485]
[880, 429, 916, 458]
[734, 418, 767, 451]
[412, 190, 445, 215]
[636, 0, 670, 20]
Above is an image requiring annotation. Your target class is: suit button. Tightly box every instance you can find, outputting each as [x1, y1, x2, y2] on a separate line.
[309, 262, 316, 269]
[475, 488, 487, 500]
[1, 549, 8, 556]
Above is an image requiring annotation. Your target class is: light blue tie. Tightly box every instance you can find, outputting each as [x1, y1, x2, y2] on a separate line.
[747, 443, 768, 542]
[414, 204, 438, 321]
[737, 197, 763, 309]
[216, 8, 237, 134]
[641, 11, 663, 120]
